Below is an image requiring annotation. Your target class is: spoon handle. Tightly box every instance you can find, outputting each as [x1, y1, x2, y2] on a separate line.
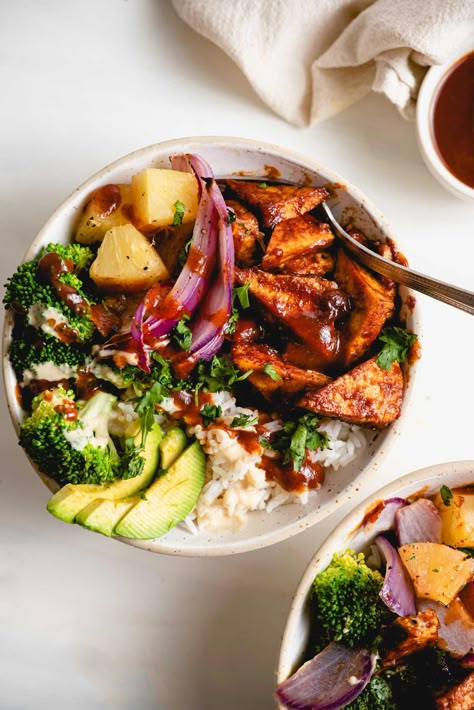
[321, 203, 474, 316]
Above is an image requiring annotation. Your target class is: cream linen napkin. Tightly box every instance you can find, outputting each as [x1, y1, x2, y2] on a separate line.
[172, 0, 474, 126]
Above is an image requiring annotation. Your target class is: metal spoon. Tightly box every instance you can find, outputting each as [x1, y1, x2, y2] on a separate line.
[320, 202, 474, 316]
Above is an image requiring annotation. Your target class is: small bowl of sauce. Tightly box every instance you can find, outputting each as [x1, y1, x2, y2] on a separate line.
[417, 49, 474, 200]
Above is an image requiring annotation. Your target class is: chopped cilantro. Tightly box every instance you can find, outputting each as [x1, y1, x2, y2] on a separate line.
[200, 403, 222, 426]
[264, 364, 282, 381]
[261, 414, 330, 471]
[171, 315, 192, 351]
[225, 283, 251, 335]
[196, 355, 252, 392]
[376, 327, 417, 370]
[178, 237, 192, 266]
[258, 182, 268, 189]
[122, 382, 165, 478]
[227, 208, 236, 224]
[440, 484, 453, 507]
[231, 413, 258, 428]
[172, 200, 186, 226]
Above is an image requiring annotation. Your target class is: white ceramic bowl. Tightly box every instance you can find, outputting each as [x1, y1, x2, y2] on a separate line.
[276, 460, 474, 699]
[2, 136, 420, 556]
[417, 46, 474, 201]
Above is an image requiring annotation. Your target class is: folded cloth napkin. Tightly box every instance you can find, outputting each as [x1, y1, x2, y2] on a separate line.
[172, 0, 474, 126]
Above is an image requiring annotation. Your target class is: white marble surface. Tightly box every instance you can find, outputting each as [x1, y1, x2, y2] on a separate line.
[1, 2, 473, 709]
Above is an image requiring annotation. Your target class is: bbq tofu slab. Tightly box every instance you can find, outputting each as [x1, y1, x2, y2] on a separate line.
[335, 249, 395, 367]
[226, 199, 262, 267]
[235, 267, 349, 370]
[281, 250, 335, 276]
[298, 356, 403, 428]
[435, 673, 474, 710]
[262, 215, 334, 270]
[225, 180, 329, 229]
[232, 341, 331, 400]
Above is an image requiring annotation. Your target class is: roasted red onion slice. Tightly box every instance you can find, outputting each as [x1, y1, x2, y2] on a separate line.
[275, 643, 375, 710]
[418, 598, 474, 657]
[363, 497, 405, 538]
[376, 535, 416, 616]
[396, 498, 442, 546]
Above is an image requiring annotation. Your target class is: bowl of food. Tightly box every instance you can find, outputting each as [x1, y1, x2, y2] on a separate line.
[417, 45, 474, 201]
[276, 460, 474, 709]
[2, 136, 420, 556]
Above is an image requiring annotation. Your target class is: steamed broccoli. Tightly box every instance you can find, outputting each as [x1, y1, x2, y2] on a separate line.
[8, 325, 87, 380]
[3, 243, 96, 342]
[347, 675, 396, 709]
[19, 386, 120, 486]
[311, 550, 391, 652]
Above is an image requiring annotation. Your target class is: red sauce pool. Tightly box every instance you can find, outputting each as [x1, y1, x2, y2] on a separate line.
[431, 51, 474, 188]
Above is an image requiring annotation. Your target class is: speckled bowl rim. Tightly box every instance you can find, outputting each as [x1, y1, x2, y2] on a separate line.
[2, 136, 421, 557]
[276, 459, 474, 696]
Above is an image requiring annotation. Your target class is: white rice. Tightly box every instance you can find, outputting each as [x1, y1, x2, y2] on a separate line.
[158, 390, 367, 534]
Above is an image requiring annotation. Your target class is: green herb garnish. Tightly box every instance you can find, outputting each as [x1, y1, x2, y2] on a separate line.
[261, 414, 330, 472]
[231, 413, 258, 428]
[440, 484, 453, 507]
[196, 355, 252, 392]
[172, 200, 186, 226]
[200, 403, 222, 426]
[171, 315, 192, 351]
[258, 182, 268, 189]
[122, 382, 165, 478]
[225, 283, 251, 335]
[178, 237, 192, 266]
[227, 208, 236, 224]
[264, 364, 282, 381]
[376, 327, 417, 370]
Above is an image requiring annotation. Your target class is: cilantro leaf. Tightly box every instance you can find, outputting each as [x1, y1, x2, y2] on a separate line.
[258, 182, 268, 189]
[178, 237, 192, 266]
[440, 484, 453, 507]
[231, 413, 258, 428]
[172, 200, 186, 226]
[196, 355, 252, 392]
[200, 403, 222, 426]
[227, 208, 236, 224]
[171, 315, 192, 351]
[264, 364, 282, 381]
[122, 381, 165, 479]
[233, 282, 250, 310]
[376, 327, 417, 370]
[260, 414, 330, 472]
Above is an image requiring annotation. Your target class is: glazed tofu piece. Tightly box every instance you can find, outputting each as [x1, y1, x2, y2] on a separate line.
[231, 341, 331, 400]
[297, 355, 403, 428]
[335, 249, 395, 367]
[226, 199, 262, 267]
[281, 250, 335, 277]
[262, 215, 334, 270]
[381, 609, 440, 665]
[235, 267, 350, 370]
[435, 673, 474, 709]
[225, 180, 329, 229]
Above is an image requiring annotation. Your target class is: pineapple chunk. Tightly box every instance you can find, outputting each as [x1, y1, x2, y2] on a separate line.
[131, 168, 198, 230]
[399, 542, 474, 606]
[434, 488, 474, 548]
[89, 224, 169, 293]
[75, 184, 132, 244]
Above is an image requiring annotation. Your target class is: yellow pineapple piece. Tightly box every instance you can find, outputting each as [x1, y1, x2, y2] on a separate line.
[399, 542, 474, 606]
[434, 488, 474, 548]
[131, 168, 198, 230]
[89, 224, 169, 293]
[75, 184, 132, 244]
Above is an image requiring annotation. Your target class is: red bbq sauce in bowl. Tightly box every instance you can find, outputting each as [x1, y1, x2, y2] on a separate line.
[431, 51, 474, 189]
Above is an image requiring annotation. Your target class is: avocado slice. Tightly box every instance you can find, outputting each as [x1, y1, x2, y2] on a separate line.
[46, 422, 162, 523]
[75, 498, 136, 536]
[159, 426, 188, 469]
[114, 440, 205, 540]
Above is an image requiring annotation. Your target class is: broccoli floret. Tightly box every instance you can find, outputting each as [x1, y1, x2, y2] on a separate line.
[19, 386, 120, 486]
[8, 325, 87, 380]
[347, 675, 396, 709]
[311, 550, 391, 652]
[39, 242, 94, 270]
[3, 243, 96, 342]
